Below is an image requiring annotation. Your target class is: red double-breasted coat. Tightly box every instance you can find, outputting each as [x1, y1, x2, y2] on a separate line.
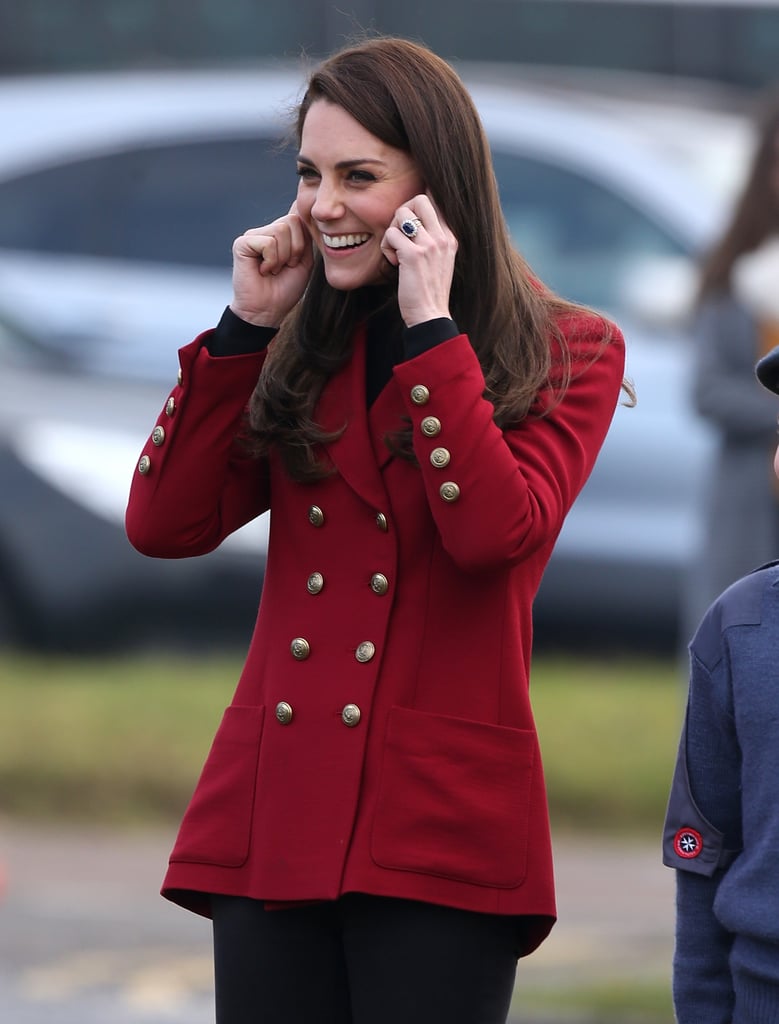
[126, 315, 624, 956]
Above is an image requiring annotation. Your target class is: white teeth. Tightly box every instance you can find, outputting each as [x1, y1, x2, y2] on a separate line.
[323, 233, 370, 249]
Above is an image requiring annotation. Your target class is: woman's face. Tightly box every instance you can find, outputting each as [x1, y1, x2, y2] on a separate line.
[296, 99, 424, 291]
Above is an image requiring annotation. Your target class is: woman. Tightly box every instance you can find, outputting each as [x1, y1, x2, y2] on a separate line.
[126, 36, 627, 1024]
[686, 93, 779, 632]
[664, 344, 779, 1024]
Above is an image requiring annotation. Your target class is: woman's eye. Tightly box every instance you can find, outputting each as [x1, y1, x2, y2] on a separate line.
[296, 166, 318, 180]
[348, 170, 376, 183]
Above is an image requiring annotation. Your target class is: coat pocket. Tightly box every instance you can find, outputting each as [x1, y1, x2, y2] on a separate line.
[371, 706, 536, 888]
[169, 704, 265, 868]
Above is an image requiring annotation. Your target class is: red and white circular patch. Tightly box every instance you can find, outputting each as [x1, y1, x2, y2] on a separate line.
[674, 827, 703, 859]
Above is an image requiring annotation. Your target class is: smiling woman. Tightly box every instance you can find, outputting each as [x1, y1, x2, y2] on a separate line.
[122, 35, 628, 1024]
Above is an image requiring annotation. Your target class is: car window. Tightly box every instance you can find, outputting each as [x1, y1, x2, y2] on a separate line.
[492, 150, 688, 314]
[0, 136, 297, 269]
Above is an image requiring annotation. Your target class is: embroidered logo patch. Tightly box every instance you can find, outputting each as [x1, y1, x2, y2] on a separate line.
[674, 827, 703, 859]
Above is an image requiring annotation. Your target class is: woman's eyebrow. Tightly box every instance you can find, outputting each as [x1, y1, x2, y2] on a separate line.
[296, 155, 387, 170]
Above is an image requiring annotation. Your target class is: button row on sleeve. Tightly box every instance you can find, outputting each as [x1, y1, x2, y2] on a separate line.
[411, 391, 461, 503]
[137, 366, 182, 474]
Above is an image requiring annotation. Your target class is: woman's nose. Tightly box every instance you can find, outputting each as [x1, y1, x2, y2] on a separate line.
[311, 179, 345, 221]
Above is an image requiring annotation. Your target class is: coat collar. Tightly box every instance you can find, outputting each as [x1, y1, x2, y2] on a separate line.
[315, 325, 403, 509]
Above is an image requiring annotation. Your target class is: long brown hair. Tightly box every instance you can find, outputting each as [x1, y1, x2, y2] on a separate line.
[698, 90, 779, 300]
[248, 37, 619, 479]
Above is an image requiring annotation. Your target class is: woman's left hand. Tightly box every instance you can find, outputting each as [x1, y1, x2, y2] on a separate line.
[380, 194, 458, 328]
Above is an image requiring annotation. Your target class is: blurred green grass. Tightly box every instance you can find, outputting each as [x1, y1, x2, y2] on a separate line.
[0, 652, 686, 830]
[532, 656, 685, 834]
[511, 979, 674, 1023]
[0, 651, 682, 1022]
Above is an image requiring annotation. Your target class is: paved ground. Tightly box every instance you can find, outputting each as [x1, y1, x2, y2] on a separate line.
[512, 833, 675, 1021]
[0, 820, 675, 1022]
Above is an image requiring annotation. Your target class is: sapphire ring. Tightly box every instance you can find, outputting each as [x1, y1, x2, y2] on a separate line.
[400, 217, 422, 239]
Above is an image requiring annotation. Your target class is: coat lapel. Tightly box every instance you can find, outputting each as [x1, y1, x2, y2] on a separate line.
[315, 327, 391, 510]
[368, 373, 406, 470]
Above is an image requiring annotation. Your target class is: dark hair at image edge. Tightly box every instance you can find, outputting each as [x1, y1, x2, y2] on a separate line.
[698, 88, 779, 299]
[247, 37, 632, 480]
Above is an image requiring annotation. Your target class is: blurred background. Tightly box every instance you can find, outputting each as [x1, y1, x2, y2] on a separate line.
[1, 2, 778, 1022]
[0, 0, 777, 656]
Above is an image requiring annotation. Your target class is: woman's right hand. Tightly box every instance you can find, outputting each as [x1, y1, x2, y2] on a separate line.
[229, 203, 314, 327]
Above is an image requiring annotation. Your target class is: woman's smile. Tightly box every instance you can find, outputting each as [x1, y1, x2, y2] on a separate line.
[321, 231, 372, 250]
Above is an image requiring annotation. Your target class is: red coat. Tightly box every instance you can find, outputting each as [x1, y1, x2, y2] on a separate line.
[126, 316, 624, 956]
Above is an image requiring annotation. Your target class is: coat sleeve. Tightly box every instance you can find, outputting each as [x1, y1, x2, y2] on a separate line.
[391, 313, 625, 572]
[125, 333, 270, 558]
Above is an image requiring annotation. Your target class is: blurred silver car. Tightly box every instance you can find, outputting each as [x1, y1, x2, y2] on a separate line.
[0, 312, 269, 649]
[0, 68, 749, 649]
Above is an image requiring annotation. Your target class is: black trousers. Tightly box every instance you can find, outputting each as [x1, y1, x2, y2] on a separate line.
[211, 892, 521, 1024]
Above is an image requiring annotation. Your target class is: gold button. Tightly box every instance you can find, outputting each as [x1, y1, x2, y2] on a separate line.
[308, 505, 325, 527]
[341, 704, 361, 728]
[410, 384, 430, 405]
[439, 482, 461, 503]
[290, 637, 311, 660]
[177, 367, 183, 386]
[275, 701, 294, 725]
[307, 572, 324, 595]
[370, 573, 389, 595]
[430, 447, 450, 468]
[151, 425, 166, 446]
[137, 455, 151, 475]
[355, 641, 376, 663]
[375, 512, 389, 532]
[420, 416, 441, 437]
[165, 396, 176, 417]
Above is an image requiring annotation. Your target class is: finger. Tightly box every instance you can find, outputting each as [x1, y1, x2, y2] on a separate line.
[284, 202, 302, 265]
[423, 190, 441, 214]
[404, 195, 442, 233]
[284, 215, 312, 269]
[380, 229, 400, 266]
[269, 222, 295, 271]
[408, 194, 457, 248]
[236, 219, 304, 275]
[234, 230, 274, 260]
[266, 208, 312, 268]
[392, 209, 426, 244]
[234, 231, 278, 275]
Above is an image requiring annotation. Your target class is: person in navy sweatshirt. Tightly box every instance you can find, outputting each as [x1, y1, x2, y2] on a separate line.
[663, 342, 779, 1023]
